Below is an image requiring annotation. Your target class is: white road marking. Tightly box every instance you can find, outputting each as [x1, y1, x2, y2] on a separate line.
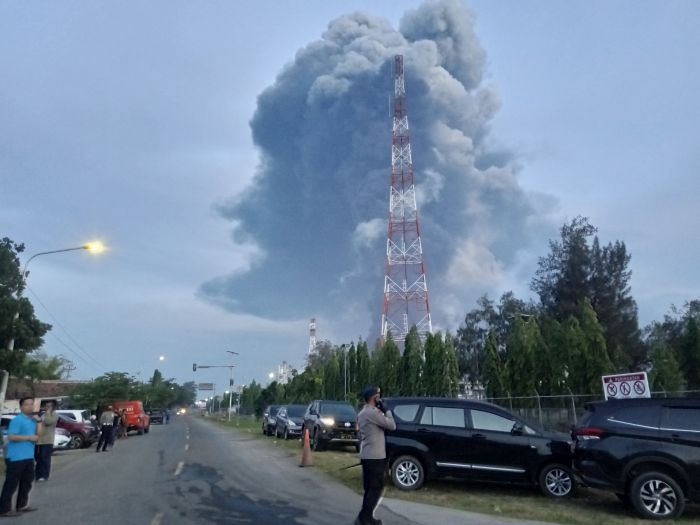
[185, 443, 189, 452]
[175, 461, 184, 476]
[150, 513, 164, 525]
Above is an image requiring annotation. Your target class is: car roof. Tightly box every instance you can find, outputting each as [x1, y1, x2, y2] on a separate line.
[586, 397, 700, 410]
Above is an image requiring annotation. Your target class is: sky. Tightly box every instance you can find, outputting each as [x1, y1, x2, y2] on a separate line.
[1, 1, 699, 393]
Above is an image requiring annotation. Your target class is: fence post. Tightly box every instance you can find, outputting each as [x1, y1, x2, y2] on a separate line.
[568, 388, 576, 426]
[534, 389, 543, 427]
[507, 391, 513, 411]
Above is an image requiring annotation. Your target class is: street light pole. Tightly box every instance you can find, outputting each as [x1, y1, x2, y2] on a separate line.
[1, 242, 104, 413]
[226, 351, 239, 422]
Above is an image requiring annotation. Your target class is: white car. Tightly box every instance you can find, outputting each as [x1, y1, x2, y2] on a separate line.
[56, 409, 93, 424]
[1, 414, 71, 450]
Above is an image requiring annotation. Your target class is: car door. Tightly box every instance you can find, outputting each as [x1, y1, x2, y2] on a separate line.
[276, 408, 286, 432]
[660, 404, 700, 494]
[464, 408, 536, 481]
[415, 404, 471, 477]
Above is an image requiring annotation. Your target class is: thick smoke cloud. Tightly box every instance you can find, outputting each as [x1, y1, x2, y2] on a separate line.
[201, 0, 551, 337]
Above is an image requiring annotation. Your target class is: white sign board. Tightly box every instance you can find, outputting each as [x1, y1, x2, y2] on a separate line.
[602, 372, 650, 400]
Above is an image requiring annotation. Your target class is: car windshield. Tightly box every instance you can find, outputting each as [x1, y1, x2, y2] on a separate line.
[320, 404, 356, 418]
[286, 406, 306, 418]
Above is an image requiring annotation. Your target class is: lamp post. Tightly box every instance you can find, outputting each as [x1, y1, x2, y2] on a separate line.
[1, 241, 104, 413]
[226, 351, 239, 422]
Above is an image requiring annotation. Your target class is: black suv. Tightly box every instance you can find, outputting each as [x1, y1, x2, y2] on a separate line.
[302, 400, 358, 451]
[384, 397, 575, 498]
[573, 398, 700, 519]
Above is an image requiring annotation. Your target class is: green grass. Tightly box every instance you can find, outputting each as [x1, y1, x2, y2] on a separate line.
[207, 414, 700, 524]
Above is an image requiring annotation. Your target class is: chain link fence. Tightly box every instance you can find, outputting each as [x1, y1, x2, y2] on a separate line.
[475, 389, 700, 432]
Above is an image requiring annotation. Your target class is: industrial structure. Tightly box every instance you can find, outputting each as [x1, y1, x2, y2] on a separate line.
[381, 55, 433, 343]
[308, 317, 317, 355]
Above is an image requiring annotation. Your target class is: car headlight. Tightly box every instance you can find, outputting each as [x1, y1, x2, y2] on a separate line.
[320, 417, 335, 427]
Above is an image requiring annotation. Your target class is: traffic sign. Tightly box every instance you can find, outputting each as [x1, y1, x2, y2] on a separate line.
[602, 372, 650, 400]
[198, 382, 215, 391]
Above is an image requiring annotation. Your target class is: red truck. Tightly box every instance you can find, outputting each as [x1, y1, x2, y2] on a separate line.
[112, 400, 151, 435]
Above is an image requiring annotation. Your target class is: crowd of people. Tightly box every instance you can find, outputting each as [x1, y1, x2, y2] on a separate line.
[0, 399, 137, 517]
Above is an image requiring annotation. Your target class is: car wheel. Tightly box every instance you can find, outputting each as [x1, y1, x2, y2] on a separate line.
[391, 455, 424, 491]
[312, 429, 325, 451]
[539, 463, 575, 498]
[629, 471, 685, 520]
[138, 427, 144, 435]
[275, 427, 280, 439]
[144, 425, 150, 434]
[68, 433, 84, 449]
[262, 424, 267, 436]
[284, 428, 289, 440]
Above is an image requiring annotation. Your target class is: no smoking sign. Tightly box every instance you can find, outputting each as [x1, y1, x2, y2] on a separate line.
[602, 372, 650, 400]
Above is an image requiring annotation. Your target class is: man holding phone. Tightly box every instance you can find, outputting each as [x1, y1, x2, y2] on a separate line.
[355, 386, 396, 525]
[0, 397, 40, 517]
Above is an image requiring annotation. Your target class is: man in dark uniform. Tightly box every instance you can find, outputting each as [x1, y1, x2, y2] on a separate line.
[355, 386, 396, 525]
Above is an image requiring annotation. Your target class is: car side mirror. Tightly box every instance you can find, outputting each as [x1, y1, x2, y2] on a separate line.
[511, 422, 524, 435]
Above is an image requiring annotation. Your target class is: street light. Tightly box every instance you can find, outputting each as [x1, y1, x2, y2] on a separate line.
[1, 241, 105, 413]
[159, 356, 165, 362]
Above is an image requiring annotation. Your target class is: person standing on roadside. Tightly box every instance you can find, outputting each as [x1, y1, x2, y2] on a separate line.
[95, 405, 114, 453]
[35, 401, 57, 482]
[118, 410, 128, 439]
[355, 386, 396, 525]
[0, 397, 40, 517]
[111, 410, 121, 447]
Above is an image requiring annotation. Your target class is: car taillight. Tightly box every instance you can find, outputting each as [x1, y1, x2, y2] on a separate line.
[574, 427, 604, 440]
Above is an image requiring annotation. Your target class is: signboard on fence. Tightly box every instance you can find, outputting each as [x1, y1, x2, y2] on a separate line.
[198, 383, 214, 391]
[602, 372, 650, 400]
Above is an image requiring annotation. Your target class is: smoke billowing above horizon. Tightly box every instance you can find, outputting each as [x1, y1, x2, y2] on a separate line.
[200, 0, 554, 339]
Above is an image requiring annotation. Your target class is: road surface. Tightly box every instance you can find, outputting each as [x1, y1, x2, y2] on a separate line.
[28, 416, 556, 524]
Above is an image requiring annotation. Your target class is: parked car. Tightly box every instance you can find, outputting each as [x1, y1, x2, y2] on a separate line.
[302, 400, 358, 451]
[56, 414, 100, 449]
[262, 405, 280, 436]
[112, 401, 151, 435]
[148, 408, 164, 424]
[274, 404, 306, 440]
[382, 397, 575, 498]
[56, 409, 93, 425]
[1, 415, 71, 450]
[573, 397, 700, 520]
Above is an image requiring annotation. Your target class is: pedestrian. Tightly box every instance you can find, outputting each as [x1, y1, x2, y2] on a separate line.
[111, 410, 121, 447]
[35, 401, 57, 482]
[164, 408, 171, 424]
[118, 410, 128, 439]
[95, 405, 114, 453]
[0, 397, 40, 517]
[355, 386, 396, 525]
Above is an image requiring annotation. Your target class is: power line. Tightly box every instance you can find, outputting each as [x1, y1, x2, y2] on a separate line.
[26, 286, 106, 372]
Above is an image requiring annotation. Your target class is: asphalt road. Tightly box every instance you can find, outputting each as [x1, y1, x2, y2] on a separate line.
[26, 416, 555, 525]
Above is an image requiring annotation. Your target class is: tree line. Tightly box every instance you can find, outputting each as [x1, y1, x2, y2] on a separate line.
[237, 330, 461, 416]
[457, 217, 699, 398]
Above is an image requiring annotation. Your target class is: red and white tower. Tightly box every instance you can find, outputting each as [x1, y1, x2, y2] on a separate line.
[381, 55, 433, 343]
[308, 317, 317, 356]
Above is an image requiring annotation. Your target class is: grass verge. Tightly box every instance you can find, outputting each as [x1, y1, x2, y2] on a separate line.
[208, 415, 700, 525]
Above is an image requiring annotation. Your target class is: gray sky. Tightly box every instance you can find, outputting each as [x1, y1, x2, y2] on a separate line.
[1, 1, 699, 392]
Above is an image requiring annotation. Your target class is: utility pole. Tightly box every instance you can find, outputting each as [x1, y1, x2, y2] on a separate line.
[194, 359, 237, 422]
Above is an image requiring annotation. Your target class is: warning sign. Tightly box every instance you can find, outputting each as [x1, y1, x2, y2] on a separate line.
[602, 372, 650, 400]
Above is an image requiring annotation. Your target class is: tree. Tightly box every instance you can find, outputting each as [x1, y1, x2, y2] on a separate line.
[504, 318, 538, 397]
[443, 333, 461, 397]
[681, 317, 700, 389]
[560, 317, 588, 394]
[649, 339, 683, 393]
[400, 326, 423, 396]
[423, 332, 444, 396]
[455, 292, 537, 382]
[347, 343, 357, 397]
[578, 298, 613, 394]
[322, 353, 341, 399]
[0, 238, 52, 375]
[482, 330, 504, 398]
[69, 372, 138, 409]
[536, 317, 568, 394]
[531, 217, 643, 370]
[17, 351, 73, 380]
[370, 336, 401, 395]
[355, 340, 370, 394]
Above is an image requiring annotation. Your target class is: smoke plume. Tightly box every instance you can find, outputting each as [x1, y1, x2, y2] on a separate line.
[201, 0, 551, 338]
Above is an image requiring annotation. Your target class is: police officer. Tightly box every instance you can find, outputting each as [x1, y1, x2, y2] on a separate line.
[355, 386, 396, 525]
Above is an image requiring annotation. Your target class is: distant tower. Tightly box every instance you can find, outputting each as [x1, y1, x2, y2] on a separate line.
[308, 318, 317, 355]
[381, 55, 433, 343]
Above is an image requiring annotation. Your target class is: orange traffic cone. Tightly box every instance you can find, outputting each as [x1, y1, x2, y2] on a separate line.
[299, 428, 313, 467]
